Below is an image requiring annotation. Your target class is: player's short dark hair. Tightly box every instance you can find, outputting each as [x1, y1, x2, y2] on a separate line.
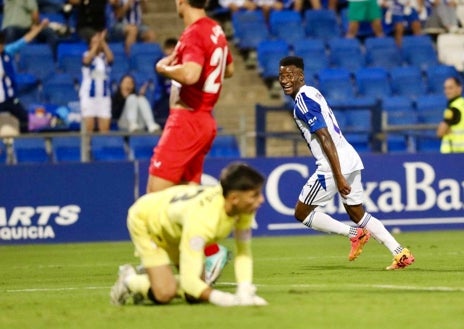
[279, 56, 304, 70]
[188, 0, 208, 9]
[220, 162, 265, 196]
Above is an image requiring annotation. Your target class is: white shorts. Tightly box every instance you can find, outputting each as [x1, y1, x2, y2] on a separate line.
[80, 97, 111, 118]
[254, 0, 278, 6]
[299, 170, 364, 206]
[219, 0, 247, 7]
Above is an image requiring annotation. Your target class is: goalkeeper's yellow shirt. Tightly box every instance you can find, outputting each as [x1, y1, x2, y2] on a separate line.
[127, 184, 254, 298]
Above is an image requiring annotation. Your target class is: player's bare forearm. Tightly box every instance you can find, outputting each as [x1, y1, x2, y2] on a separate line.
[158, 61, 202, 85]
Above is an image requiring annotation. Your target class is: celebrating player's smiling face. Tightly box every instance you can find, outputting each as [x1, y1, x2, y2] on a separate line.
[279, 65, 304, 99]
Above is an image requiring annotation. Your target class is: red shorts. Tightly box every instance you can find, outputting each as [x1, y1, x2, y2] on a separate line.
[149, 109, 216, 184]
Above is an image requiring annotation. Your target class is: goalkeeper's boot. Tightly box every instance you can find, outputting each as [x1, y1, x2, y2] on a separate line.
[349, 228, 370, 261]
[204, 244, 231, 285]
[110, 264, 136, 305]
[386, 248, 415, 270]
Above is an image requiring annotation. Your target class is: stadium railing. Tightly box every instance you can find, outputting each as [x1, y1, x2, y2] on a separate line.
[0, 126, 247, 165]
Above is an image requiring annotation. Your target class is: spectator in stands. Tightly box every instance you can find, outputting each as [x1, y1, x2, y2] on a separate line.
[111, 74, 160, 133]
[424, 0, 460, 33]
[382, 0, 424, 46]
[254, 0, 285, 22]
[69, 0, 115, 43]
[0, 20, 50, 133]
[218, 0, 257, 12]
[436, 77, 464, 153]
[345, 0, 384, 38]
[152, 37, 177, 129]
[109, 0, 156, 55]
[79, 30, 114, 132]
[2, 0, 59, 57]
[285, 0, 322, 11]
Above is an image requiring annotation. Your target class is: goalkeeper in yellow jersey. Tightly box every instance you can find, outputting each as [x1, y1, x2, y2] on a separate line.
[110, 162, 268, 307]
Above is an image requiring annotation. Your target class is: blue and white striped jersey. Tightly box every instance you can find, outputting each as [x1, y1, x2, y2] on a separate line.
[118, 0, 142, 25]
[0, 38, 27, 102]
[79, 52, 111, 99]
[293, 85, 364, 174]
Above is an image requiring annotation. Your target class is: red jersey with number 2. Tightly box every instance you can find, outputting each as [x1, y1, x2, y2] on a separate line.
[172, 16, 233, 112]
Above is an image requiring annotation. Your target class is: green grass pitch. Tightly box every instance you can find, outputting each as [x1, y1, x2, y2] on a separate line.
[1, 230, 463, 329]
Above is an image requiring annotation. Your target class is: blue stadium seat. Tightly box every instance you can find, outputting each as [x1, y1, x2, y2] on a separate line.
[56, 42, 88, 79]
[425, 64, 460, 95]
[236, 24, 270, 51]
[317, 68, 355, 104]
[15, 73, 39, 95]
[333, 110, 347, 129]
[344, 109, 372, 133]
[344, 133, 371, 152]
[232, 10, 269, 51]
[128, 135, 159, 160]
[365, 37, 403, 69]
[269, 10, 305, 45]
[52, 136, 81, 162]
[401, 35, 439, 70]
[328, 38, 365, 73]
[231, 10, 267, 49]
[355, 67, 391, 99]
[129, 42, 164, 74]
[19, 88, 41, 105]
[381, 95, 417, 126]
[109, 42, 130, 82]
[389, 66, 426, 98]
[415, 94, 446, 124]
[42, 73, 78, 106]
[293, 39, 328, 81]
[91, 136, 127, 161]
[386, 134, 409, 153]
[13, 137, 51, 163]
[304, 9, 341, 40]
[257, 39, 290, 79]
[416, 133, 441, 152]
[18, 43, 55, 81]
[208, 135, 240, 158]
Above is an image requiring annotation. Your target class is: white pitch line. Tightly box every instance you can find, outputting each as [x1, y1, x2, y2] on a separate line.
[6, 286, 109, 293]
[216, 282, 464, 293]
[7, 283, 463, 293]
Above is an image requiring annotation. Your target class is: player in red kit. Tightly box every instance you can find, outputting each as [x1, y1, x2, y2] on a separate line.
[147, 0, 235, 285]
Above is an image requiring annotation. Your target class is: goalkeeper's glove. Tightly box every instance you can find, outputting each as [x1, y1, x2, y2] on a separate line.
[235, 282, 268, 306]
[208, 284, 268, 307]
[209, 290, 239, 307]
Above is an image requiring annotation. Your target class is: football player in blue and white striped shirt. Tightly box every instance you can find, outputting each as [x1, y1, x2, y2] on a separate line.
[278, 56, 415, 270]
